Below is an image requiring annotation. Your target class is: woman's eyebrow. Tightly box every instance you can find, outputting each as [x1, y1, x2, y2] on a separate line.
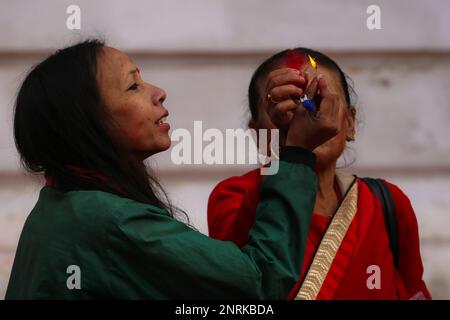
[124, 68, 139, 85]
[127, 68, 138, 78]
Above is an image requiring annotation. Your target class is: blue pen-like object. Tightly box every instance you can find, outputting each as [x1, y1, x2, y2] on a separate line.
[300, 94, 316, 112]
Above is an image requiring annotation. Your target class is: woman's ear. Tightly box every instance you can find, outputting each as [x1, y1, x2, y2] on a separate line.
[346, 106, 356, 141]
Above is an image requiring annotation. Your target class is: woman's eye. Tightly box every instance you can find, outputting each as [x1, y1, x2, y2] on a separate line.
[127, 83, 139, 91]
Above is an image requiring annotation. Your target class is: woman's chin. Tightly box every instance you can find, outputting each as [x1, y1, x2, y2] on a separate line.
[160, 136, 172, 151]
[152, 133, 172, 151]
[152, 139, 172, 155]
[136, 140, 171, 159]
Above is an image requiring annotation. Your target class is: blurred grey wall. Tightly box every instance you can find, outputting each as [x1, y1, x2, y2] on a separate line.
[0, 0, 449, 299]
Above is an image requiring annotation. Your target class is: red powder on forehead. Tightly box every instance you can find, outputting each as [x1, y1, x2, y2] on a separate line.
[284, 50, 305, 70]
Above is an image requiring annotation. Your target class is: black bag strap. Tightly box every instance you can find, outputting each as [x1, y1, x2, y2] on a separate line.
[361, 178, 399, 269]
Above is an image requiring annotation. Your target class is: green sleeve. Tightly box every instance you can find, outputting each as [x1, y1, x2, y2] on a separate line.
[106, 158, 317, 299]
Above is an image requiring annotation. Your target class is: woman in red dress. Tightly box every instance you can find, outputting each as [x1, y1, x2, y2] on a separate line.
[208, 48, 431, 300]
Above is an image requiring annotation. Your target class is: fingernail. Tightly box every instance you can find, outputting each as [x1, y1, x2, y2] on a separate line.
[317, 74, 324, 80]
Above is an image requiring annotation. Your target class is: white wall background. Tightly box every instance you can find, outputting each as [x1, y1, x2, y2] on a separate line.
[0, 0, 449, 299]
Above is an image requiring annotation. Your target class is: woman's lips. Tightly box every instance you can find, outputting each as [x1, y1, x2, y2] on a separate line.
[155, 115, 170, 130]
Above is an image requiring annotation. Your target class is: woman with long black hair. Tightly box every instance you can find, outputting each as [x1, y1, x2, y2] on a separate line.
[6, 40, 341, 299]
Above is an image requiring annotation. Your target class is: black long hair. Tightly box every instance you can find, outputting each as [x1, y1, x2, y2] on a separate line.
[248, 47, 356, 121]
[14, 39, 185, 220]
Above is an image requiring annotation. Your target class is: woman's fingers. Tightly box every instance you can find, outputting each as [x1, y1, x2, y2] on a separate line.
[314, 87, 341, 136]
[273, 99, 299, 114]
[304, 76, 319, 98]
[265, 69, 306, 97]
[268, 84, 303, 102]
[317, 77, 330, 97]
[267, 67, 300, 79]
[268, 99, 298, 129]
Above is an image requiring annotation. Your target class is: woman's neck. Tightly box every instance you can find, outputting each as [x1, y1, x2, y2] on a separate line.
[313, 162, 339, 217]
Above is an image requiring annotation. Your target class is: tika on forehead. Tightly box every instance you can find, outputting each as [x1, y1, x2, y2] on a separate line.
[284, 50, 305, 70]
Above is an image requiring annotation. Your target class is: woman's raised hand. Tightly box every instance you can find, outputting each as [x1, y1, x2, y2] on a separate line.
[285, 77, 341, 151]
[265, 68, 307, 131]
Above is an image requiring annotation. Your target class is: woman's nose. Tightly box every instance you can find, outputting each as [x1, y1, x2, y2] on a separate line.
[150, 84, 166, 105]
